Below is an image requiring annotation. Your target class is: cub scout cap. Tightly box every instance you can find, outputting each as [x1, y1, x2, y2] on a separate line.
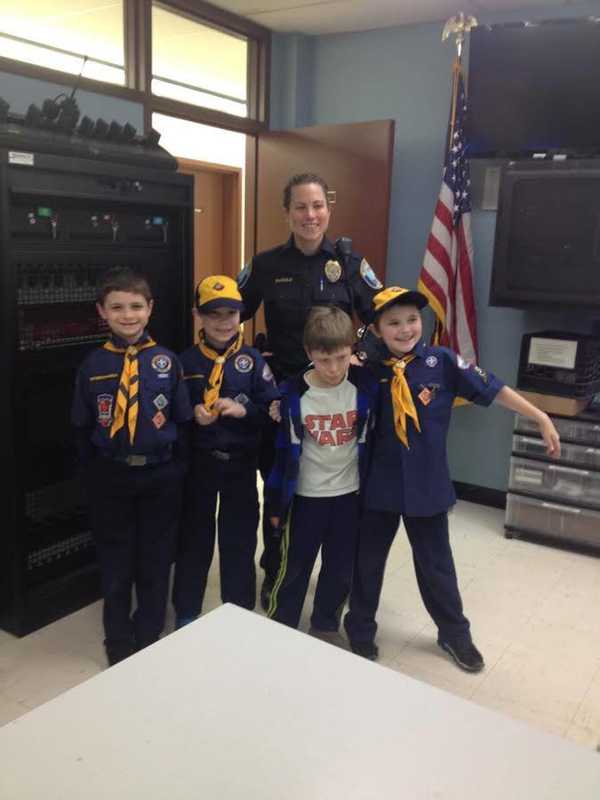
[196, 275, 244, 313]
[372, 286, 428, 320]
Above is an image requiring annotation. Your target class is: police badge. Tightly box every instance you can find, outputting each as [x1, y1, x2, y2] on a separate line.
[324, 259, 342, 283]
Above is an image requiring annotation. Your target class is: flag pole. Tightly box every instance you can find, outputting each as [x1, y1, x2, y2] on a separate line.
[442, 12, 478, 149]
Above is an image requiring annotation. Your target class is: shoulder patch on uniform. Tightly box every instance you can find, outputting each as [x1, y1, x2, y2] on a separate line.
[151, 354, 172, 373]
[473, 365, 489, 384]
[425, 355, 438, 368]
[262, 362, 274, 382]
[237, 261, 252, 290]
[360, 259, 383, 290]
[234, 353, 254, 373]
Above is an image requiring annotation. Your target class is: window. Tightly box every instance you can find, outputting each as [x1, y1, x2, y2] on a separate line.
[0, 0, 125, 85]
[152, 4, 248, 118]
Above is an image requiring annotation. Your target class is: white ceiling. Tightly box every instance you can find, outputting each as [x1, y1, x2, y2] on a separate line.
[209, 0, 573, 35]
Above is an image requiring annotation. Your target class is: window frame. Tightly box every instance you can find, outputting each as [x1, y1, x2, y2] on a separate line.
[0, 0, 271, 135]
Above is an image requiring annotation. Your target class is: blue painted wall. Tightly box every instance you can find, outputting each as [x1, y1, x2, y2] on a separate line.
[270, 1, 600, 491]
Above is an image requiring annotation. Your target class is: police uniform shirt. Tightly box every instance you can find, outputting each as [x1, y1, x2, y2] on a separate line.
[180, 342, 280, 453]
[238, 236, 381, 378]
[71, 335, 193, 456]
[364, 341, 504, 517]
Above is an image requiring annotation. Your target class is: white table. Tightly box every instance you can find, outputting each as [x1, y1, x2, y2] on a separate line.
[1, 604, 599, 799]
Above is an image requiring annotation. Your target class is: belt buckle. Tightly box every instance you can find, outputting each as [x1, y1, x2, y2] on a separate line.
[126, 454, 147, 467]
[211, 450, 230, 462]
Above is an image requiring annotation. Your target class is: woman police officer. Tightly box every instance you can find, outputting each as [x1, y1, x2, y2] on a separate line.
[238, 173, 383, 608]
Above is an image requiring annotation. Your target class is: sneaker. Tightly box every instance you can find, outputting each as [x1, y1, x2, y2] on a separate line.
[349, 639, 379, 661]
[105, 642, 134, 667]
[308, 627, 346, 648]
[438, 638, 484, 673]
[260, 577, 274, 612]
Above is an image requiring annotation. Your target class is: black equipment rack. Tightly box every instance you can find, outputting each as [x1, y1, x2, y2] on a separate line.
[0, 131, 193, 635]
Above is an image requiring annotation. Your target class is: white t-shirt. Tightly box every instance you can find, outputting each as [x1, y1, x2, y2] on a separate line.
[296, 372, 359, 498]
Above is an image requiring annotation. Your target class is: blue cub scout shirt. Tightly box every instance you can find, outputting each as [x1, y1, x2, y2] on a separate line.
[365, 341, 504, 517]
[179, 343, 280, 453]
[71, 335, 193, 456]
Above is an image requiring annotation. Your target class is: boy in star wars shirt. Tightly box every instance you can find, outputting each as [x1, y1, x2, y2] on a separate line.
[172, 276, 279, 625]
[344, 287, 561, 672]
[266, 306, 378, 638]
[71, 267, 192, 667]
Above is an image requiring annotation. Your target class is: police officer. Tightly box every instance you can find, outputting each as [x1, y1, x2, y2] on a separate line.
[172, 275, 280, 625]
[72, 267, 193, 667]
[238, 173, 384, 607]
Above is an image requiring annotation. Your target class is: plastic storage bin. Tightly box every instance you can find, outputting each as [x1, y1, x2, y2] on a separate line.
[509, 457, 600, 509]
[505, 493, 600, 548]
[515, 414, 600, 447]
[512, 434, 600, 470]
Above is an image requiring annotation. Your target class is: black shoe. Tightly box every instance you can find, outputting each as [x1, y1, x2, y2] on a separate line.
[438, 638, 484, 673]
[105, 641, 134, 667]
[260, 577, 274, 612]
[350, 640, 379, 661]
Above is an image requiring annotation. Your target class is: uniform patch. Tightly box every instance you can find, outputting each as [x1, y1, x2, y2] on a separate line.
[234, 393, 249, 406]
[324, 259, 342, 283]
[234, 354, 254, 373]
[153, 394, 168, 410]
[151, 354, 172, 373]
[473, 365, 489, 384]
[97, 394, 113, 427]
[425, 355, 438, 368]
[152, 411, 166, 429]
[237, 261, 252, 290]
[457, 354, 470, 369]
[418, 387, 432, 406]
[262, 363, 274, 382]
[360, 259, 383, 290]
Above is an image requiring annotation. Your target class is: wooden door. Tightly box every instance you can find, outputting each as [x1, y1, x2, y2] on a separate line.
[178, 158, 242, 338]
[246, 119, 395, 338]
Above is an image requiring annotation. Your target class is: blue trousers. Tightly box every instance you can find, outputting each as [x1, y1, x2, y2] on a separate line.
[268, 492, 359, 631]
[86, 458, 182, 652]
[173, 450, 259, 619]
[344, 510, 471, 646]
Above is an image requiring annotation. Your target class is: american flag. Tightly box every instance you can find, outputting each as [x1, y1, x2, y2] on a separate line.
[418, 64, 478, 364]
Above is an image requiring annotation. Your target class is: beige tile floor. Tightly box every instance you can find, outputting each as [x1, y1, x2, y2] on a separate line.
[1, 500, 600, 752]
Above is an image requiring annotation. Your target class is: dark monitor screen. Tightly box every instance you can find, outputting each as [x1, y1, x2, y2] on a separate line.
[490, 166, 600, 309]
[468, 20, 600, 157]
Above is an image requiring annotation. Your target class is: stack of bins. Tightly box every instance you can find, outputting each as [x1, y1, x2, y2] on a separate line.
[506, 413, 600, 550]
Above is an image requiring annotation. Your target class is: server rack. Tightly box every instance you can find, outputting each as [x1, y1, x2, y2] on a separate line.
[0, 139, 193, 635]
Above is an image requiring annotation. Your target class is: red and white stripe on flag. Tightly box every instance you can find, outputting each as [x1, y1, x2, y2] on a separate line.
[418, 65, 479, 365]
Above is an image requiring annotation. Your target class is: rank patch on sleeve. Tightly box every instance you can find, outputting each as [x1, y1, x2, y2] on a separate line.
[97, 394, 113, 427]
[152, 411, 167, 429]
[360, 259, 383, 290]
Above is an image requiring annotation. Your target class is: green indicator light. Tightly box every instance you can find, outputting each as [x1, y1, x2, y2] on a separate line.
[37, 206, 53, 218]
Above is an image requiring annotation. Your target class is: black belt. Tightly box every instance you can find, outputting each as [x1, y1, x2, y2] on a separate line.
[100, 449, 172, 467]
[202, 449, 254, 463]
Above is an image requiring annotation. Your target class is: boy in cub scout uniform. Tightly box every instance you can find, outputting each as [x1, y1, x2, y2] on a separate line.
[344, 287, 560, 672]
[71, 267, 193, 667]
[172, 276, 279, 625]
